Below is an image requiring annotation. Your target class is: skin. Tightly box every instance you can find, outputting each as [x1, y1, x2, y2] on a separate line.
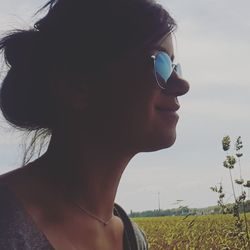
[0, 33, 189, 250]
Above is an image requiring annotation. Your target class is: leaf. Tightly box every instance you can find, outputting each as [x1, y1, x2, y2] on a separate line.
[222, 136, 231, 151]
[235, 178, 244, 185]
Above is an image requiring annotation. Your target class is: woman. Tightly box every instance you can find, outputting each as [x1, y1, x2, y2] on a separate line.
[0, 0, 189, 249]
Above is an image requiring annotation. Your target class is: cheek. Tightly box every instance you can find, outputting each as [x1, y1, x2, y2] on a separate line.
[84, 58, 178, 148]
[91, 82, 154, 143]
[124, 89, 179, 151]
[135, 113, 178, 152]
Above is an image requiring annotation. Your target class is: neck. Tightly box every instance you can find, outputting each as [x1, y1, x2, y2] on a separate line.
[33, 130, 135, 221]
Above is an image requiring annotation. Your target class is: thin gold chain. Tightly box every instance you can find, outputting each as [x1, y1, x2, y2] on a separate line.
[72, 201, 115, 226]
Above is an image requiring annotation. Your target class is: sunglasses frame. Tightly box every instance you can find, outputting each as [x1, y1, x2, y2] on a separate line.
[151, 51, 182, 89]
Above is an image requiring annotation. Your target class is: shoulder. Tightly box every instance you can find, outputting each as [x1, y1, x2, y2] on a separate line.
[130, 220, 149, 250]
[0, 183, 28, 249]
[114, 203, 148, 250]
[0, 184, 53, 250]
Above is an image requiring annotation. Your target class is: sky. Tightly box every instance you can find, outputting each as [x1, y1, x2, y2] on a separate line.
[0, 0, 249, 214]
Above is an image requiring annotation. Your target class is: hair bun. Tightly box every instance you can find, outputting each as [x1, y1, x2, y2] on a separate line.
[0, 29, 52, 131]
[1, 30, 39, 68]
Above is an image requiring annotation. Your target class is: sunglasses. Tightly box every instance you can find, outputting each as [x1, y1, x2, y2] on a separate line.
[151, 51, 182, 89]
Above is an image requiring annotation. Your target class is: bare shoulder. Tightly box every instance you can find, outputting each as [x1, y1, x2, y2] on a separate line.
[0, 164, 34, 191]
[0, 163, 56, 228]
[0, 166, 27, 188]
[0, 163, 48, 211]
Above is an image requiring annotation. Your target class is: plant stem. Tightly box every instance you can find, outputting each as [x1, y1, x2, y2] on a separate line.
[238, 157, 244, 195]
[242, 202, 250, 248]
[229, 168, 237, 202]
[238, 157, 242, 179]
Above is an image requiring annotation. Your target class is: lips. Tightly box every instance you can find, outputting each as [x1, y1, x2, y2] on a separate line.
[155, 104, 180, 112]
[155, 97, 180, 112]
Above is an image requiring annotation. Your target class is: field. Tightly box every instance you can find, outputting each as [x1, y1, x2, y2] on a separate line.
[132, 214, 250, 250]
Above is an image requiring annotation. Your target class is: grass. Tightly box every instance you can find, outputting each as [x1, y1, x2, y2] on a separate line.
[132, 213, 250, 250]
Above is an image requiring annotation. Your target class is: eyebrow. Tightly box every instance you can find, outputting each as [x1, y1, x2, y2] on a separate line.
[151, 45, 175, 61]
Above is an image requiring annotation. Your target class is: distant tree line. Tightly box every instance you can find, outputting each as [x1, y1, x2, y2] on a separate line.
[129, 200, 250, 218]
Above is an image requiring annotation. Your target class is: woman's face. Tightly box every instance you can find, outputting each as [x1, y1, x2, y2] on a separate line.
[79, 33, 190, 153]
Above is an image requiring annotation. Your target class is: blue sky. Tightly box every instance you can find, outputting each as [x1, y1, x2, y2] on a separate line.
[0, 0, 249, 213]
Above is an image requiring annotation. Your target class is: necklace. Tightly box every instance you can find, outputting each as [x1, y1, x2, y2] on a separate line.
[72, 201, 115, 226]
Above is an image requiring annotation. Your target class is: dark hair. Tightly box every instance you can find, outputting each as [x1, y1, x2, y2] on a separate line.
[0, 0, 177, 163]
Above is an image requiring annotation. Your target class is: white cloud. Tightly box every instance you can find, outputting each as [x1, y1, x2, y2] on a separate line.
[0, 0, 47, 32]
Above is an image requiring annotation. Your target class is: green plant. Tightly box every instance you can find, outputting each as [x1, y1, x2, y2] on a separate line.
[211, 136, 250, 249]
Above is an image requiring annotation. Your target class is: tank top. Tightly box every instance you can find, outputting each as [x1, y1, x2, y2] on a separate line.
[0, 184, 148, 250]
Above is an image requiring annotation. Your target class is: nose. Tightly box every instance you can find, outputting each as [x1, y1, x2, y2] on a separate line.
[163, 71, 190, 96]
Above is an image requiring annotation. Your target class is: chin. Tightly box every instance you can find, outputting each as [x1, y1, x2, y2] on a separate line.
[141, 131, 177, 153]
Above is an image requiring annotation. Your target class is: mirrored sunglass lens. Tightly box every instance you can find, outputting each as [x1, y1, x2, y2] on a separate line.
[155, 52, 173, 88]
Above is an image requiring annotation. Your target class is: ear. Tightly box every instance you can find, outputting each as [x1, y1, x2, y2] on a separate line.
[67, 83, 89, 111]
[50, 75, 90, 112]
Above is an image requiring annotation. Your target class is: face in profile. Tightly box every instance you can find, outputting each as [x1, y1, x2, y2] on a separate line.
[73, 33, 190, 154]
